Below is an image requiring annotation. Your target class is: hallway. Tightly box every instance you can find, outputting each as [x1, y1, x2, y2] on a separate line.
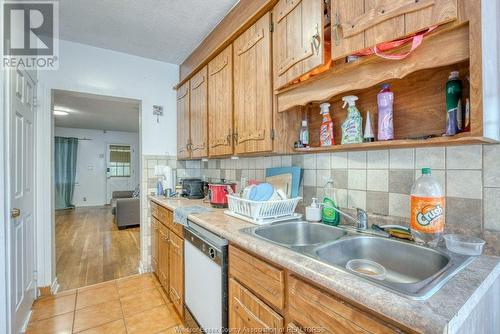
[56, 206, 140, 291]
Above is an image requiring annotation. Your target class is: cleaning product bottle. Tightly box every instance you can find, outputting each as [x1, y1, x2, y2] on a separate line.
[341, 95, 363, 144]
[445, 71, 462, 136]
[321, 180, 340, 226]
[305, 198, 322, 222]
[319, 103, 334, 146]
[377, 83, 394, 140]
[363, 110, 375, 142]
[299, 120, 309, 147]
[410, 168, 445, 246]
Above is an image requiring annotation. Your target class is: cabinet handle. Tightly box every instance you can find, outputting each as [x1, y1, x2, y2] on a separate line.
[333, 12, 340, 46]
[311, 23, 321, 55]
[233, 131, 239, 145]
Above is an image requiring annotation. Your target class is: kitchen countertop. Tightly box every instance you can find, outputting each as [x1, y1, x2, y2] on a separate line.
[149, 196, 500, 334]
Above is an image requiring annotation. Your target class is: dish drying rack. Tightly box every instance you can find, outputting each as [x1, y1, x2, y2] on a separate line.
[225, 194, 302, 225]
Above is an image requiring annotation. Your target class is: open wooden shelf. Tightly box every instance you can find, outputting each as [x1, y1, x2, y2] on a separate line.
[293, 134, 496, 154]
[277, 24, 469, 113]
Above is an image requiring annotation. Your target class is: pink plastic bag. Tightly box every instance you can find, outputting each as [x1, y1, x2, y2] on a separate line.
[353, 26, 437, 60]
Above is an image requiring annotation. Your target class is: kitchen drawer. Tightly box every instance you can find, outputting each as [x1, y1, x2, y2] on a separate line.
[288, 275, 401, 334]
[229, 245, 285, 311]
[168, 210, 184, 238]
[151, 201, 169, 223]
[229, 278, 283, 333]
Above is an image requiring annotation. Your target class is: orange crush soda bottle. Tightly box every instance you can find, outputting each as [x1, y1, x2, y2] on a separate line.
[410, 168, 445, 246]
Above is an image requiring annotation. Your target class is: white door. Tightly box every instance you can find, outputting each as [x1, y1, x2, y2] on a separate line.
[9, 67, 37, 333]
[106, 144, 134, 204]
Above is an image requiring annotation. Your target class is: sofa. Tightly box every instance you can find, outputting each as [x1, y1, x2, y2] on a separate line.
[112, 190, 140, 229]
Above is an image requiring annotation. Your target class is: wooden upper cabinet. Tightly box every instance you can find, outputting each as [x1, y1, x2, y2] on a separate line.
[208, 45, 234, 157]
[331, 0, 458, 60]
[273, 0, 325, 90]
[177, 81, 191, 159]
[234, 13, 273, 155]
[189, 66, 208, 158]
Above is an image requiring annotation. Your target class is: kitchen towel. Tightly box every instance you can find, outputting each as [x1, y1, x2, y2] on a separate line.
[173, 206, 211, 226]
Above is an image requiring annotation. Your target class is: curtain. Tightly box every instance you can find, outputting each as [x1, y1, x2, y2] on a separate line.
[54, 137, 78, 209]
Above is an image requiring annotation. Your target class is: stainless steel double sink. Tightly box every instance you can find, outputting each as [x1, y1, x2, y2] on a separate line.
[241, 221, 475, 300]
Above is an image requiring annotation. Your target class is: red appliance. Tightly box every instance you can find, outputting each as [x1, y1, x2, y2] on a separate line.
[208, 182, 236, 208]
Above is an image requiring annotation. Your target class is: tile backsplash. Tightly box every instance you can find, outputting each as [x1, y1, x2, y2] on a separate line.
[173, 144, 500, 256]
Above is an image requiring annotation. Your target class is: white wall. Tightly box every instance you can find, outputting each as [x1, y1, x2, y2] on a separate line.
[39, 39, 179, 155]
[54, 127, 140, 207]
[36, 40, 179, 287]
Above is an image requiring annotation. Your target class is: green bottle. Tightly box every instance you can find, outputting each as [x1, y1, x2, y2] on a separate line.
[445, 71, 462, 135]
[322, 197, 340, 226]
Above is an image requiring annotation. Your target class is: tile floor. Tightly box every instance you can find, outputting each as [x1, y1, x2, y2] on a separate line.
[26, 273, 184, 334]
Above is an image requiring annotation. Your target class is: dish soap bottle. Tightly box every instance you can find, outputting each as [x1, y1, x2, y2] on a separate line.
[305, 198, 322, 222]
[321, 179, 340, 226]
[410, 168, 445, 246]
[377, 83, 394, 140]
[319, 103, 334, 146]
[341, 95, 363, 144]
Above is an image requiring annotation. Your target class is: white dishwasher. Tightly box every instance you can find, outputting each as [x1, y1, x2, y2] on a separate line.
[184, 220, 228, 333]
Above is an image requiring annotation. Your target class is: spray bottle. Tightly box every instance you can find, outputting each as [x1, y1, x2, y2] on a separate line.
[319, 103, 334, 146]
[341, 95, 363, 144]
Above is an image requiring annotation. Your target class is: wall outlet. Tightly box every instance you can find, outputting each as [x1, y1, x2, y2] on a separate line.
[83, 197, 87, 202]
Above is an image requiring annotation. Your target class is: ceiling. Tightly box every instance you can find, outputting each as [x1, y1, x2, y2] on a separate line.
[56, 0, 239, 64]
[53, 90, 140, 132]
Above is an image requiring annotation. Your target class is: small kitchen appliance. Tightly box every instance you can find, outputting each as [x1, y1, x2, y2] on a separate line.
[181, 178, 206, 199]
[208, 182, 236, 208]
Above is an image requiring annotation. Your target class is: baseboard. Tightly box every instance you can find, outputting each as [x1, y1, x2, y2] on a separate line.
[20, 310, 32, 333]
[138, 260, 151, 274]
[50, 277, 59, 294]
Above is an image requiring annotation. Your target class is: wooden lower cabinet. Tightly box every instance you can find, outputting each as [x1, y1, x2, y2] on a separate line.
[228, 246, 404, 334]
[169, 231, 184, 318]
[229, 278, 283, 333]
[288, 275, 400, 334]
[150, 201, 185, 320]
[158, 223, 170, 289]
[151, 218, 159, 274]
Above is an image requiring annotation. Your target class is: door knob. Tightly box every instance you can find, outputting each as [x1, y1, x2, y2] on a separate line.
[11, 208, 20, 218]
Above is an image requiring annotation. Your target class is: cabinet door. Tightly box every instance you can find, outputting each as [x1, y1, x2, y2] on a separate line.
[177, 81, 191, 159]
[169, 231, 184, 318]
[273, 0, 325, 90]
[151, 217, 159, 274]
[208, 45, 234, 157]
[288, 275, 400, 333]
[331, 0, 457, 60]
[229, 278, 283, 334]
[158, 225, 169, 290]
[190, 66, 208, 158]
[233, 13, 273, 155]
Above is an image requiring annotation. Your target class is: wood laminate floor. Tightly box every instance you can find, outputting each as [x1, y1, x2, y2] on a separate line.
[56, 206, 140, 292]
[27, 273, 183, 334]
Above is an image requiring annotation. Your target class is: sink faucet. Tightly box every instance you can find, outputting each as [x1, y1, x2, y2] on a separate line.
[319, 203, 391, 237]
[356, 208, 368, 230]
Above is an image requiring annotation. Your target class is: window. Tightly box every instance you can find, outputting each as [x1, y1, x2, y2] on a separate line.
[109, 145, 132, 177]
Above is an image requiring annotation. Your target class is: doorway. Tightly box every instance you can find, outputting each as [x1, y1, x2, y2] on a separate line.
[51, 89, 142, 291]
